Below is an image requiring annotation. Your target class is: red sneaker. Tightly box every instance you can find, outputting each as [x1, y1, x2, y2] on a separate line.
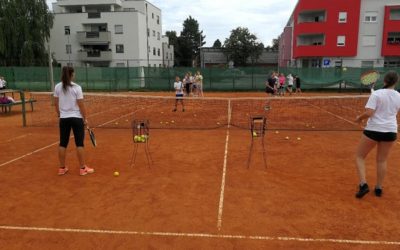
[58, 167, 69, 176]
[80, 166, 94, 176]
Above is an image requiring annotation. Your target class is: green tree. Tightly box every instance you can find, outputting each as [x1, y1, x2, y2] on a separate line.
[212, 39, 222, 48]
[165, 30, 179, 66]
[223, 27, 264, 66]
[266, 36, 280, 51]
[0, 0, 53, 66]
[176, 16, 206, 67]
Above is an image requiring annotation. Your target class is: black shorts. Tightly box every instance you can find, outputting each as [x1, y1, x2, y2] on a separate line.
[265, 87, 274, 94]
[59, 117, 85, 148]
[363, 130, 397, 142]
[175, 93, 184, 100]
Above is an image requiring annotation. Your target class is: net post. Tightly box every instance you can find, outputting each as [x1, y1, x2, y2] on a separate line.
[20, 90, 27, 127]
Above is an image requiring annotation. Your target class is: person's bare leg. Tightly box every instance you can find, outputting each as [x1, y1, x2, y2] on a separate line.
[356, 135, 376, 184]
[376, 141, 394, 188]
[58, 147, 67, 168]
[76, 147, 85, 168]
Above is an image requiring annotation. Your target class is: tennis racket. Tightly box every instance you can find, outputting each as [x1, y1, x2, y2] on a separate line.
[360, 70, 380, 91]
[86, 126, 97, 147]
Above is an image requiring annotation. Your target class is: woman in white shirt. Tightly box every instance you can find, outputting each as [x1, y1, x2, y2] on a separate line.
[54, 66, 94, 176]
[354, 71, 400, 198]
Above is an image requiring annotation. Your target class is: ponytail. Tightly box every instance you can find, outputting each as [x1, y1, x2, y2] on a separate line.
[61, 66, 74, 91]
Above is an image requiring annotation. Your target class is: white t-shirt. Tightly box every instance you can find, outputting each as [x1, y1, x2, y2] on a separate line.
[174, 81, 183, 95]
[365, 89, 400, 133]
[54, 82, 84, 118]
[0, 79, 5, 88]
[287, 75, 294, 86]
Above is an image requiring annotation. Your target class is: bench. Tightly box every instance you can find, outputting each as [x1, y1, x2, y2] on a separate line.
[0, 99, 37, 113]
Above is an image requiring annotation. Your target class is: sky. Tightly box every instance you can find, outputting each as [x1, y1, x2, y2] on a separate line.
[46, 0, 297, 47]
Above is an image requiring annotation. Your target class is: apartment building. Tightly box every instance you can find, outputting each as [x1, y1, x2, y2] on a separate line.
[50, 0, 174, 67]
[279, 0, 400, 68]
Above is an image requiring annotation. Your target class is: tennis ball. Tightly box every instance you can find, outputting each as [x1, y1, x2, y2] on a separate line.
[160, 121, 163, 124]
[285, 136, 289, 140]
[165, 122, 169, 124]
[343, 67, 347, 71]
[297, 137, 301, 141]
[134, 135, 139, 142]
[252, 131, 257, 137]
[114, 171, 119, 177]
[115, 122, 119, 125]
[275, 131, 279, 134]
[171, 120, 175, 123]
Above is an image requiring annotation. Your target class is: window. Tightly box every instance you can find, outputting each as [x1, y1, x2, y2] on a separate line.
[337, 36, 346, 46]
[147, 28, 150, 37]
[64, 26, 70, 35]
[365, 12, 378, 22]
[153, 47, 156, 55]
[66, 45, 71, 54]
[390, 9, 400, 20]
[166, 53, 169, 59]
[157, 48, 160, 56]
[152, 13, 154, 19]
[116, 44, 124, 53]
[157, 15, 160, 24]
[115, 25, 123, 34]
[387, 32, 400, 44]
[148, 46, 150, 52]
[153, 30, 156, 37]
[362, 35, 376, 46]
[361, 61, 374, 68]
[338, 12, 347, 23]
[157, 32, 160, 40]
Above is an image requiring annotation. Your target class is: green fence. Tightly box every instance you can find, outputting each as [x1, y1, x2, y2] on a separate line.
[0, 66, 399, 92]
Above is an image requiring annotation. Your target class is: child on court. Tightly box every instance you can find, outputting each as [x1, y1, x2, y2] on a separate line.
[354, 71, 400, 198]
[173, 76, 184, 112]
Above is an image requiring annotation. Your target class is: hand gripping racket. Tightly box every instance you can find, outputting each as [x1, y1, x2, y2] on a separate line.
[86, 125, 97, 147]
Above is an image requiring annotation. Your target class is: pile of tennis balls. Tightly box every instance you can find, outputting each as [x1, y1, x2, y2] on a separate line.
[134, 134, 148, 143]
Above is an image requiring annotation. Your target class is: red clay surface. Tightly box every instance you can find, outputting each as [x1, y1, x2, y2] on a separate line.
[1, 91, 400, 249]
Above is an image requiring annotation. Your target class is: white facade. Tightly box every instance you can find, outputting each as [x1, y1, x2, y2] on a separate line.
[50, 0, 174, 67]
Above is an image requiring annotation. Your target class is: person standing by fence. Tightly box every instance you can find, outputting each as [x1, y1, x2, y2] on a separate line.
[54, 66, 94, 176]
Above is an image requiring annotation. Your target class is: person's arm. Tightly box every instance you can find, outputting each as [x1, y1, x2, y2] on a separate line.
[54, 97, 60, 118]
[355, 108, 375, 123]
[77, 99, 87, 124]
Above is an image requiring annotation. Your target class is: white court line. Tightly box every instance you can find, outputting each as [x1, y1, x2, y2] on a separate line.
[0, 225, 399, 246]
[0, 141, 59, 167]
[217, 100, 231, 230]
[6, 134, 30, 143]
[307, 102, 360, 127]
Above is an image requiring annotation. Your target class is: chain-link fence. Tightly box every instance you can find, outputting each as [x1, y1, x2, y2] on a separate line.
[0, 66, 399, 92]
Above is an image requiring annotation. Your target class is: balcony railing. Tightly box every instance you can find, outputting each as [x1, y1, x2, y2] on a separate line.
[297, 34, 325, 46]
[298, 10, 326, 23]
[88, 12, 101, 19]
[78, 50, 112, 61]
[77, 31, 111, 44]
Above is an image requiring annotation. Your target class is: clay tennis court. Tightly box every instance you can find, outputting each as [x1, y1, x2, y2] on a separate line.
[1, 91, 400, 249]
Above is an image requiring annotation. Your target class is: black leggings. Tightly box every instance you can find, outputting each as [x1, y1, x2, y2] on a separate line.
[59, 118, 85, 148]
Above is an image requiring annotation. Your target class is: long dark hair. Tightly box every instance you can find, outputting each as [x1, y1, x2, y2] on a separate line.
[61, 66, 74, 91]
[383, 71, 399, 89]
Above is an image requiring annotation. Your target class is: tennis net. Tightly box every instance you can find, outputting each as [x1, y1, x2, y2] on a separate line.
[29, 93, 370, 131]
